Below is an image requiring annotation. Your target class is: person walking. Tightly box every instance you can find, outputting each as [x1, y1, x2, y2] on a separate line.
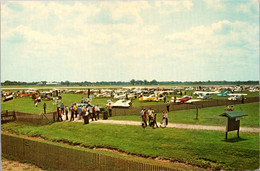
[65, 106, 69, 120]
[88, 105, 93, 121]
[60, 103, 64, 115]
[78, 106, 82, 120]
[163, 95, 166, 103]
[148, 108, 153, 126]
[153, 114, 159, 128]
[166, 101, 170, 112]
[165, 110, 168, 126]
[57, 106, 63, 121]
[160, 111, 166, 128]
[140, 109, 145, 118]
[95, 105, 100, 120]
[93, 105, 97, 121]
[96, 105, 100, 120]
[142, 110, 148, 128]
[56, 105, 60, 121]
[108, 103, 112, 117]
[43, 103, 46, 114]
[70, 107, 74, 121]
[140, 109, 145, 126]
[74, 104, 78, 118]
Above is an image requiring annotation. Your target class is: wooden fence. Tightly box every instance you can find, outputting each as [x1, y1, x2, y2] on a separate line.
[1, 97, 259, 122]
[2, 133, 176, 171]
[111, 97, 259, 116]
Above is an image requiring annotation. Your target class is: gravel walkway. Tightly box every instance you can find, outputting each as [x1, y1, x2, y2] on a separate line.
[61, 115, 260, 133]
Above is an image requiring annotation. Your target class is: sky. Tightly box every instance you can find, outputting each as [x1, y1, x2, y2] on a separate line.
[1, 0, 259, 82]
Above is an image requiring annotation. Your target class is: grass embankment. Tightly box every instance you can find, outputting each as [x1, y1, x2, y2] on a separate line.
[2, 122, 259, 170]
[111, 102, 259, 128]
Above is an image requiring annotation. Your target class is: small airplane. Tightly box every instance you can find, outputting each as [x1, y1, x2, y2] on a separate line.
[19, 91, 37, 97]
[227, 94, 247, 101]
[139, 93, 164, 102]
[217, 91, 232, 97]
[139, 94, 157, 102]
[34, 95, 41, 107]
[106, 99, 132, 108]
[3, 93, 13, 102]
[197, 93, 212, 99]
[171, 95, 201, 103]
[94, 93, 111, 98]
[193, 91, 219, 96]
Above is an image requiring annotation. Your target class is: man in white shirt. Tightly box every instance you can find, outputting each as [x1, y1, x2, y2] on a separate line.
[95, 105, 100, 120]
[148, 108, 153, 126]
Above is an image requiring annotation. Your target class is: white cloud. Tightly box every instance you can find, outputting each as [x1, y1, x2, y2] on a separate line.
[205, 0, 225, 10]
[236, 0, 258, 15]
[155, 1, 193, 11]
[1, 1, 258, 82]
[154, 1, 193, 14]
[164, 20, 258, 63]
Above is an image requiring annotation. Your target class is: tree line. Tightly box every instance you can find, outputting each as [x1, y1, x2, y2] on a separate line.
[1, 80, 258, 86]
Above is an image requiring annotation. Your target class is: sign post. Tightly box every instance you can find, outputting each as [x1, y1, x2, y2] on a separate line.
[219, 111, 248, 140]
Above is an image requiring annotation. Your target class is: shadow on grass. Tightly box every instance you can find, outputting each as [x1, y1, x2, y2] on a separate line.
[222, 137, 248, 143]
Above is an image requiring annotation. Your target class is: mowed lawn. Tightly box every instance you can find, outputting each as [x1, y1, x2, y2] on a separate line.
[111, 102, 259, 127]
[2, 122, 259, 170]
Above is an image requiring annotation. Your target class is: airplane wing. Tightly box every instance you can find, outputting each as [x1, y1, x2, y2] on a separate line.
[227, 93, 247, 96]
[186, 99, 202, 103]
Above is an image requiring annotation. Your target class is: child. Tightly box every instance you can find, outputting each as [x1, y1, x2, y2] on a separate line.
[153, 114, 159, 128]
[142, 111, 148, 128]
[160, 111, 166, 128]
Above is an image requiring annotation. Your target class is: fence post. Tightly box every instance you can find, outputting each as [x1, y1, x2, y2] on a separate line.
[13, 111, 16, 120]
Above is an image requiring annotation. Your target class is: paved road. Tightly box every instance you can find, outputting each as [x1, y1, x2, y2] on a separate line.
[62, 115, 260, 133]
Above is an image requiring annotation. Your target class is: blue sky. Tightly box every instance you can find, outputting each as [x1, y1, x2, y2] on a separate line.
[1, 0, 259, 82]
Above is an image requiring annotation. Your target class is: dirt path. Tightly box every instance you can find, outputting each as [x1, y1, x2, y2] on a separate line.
[1, 157, 46, 171]
[62, 115, 260, 133]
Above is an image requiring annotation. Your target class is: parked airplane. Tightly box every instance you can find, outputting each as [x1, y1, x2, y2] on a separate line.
[139, 94, 163, 102]
[193, 91, 219, 96]
[196, 92, 212, 99]
[106, 99, 132, 108]
[227, 94, 247, 101]
[3, 93, 13, 102]
[171, 95, 201, 103]
[217, 91, 232, 97]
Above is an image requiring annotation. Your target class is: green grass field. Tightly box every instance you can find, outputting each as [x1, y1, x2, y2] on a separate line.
[1, 93, 174, 114]
[2, 91, 259, 113]
[111, 102, 259, 127]
[2, 122, 259, 170]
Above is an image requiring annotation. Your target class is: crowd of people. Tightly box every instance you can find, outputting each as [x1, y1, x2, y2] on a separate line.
[140, 108, 168, 129]
[44, 97, 169, 128]
[55, 101, 101, 122]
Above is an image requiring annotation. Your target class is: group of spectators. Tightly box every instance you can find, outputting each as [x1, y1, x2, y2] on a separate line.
[56, 102, 101, 122]
[140, 108, 168, 129]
